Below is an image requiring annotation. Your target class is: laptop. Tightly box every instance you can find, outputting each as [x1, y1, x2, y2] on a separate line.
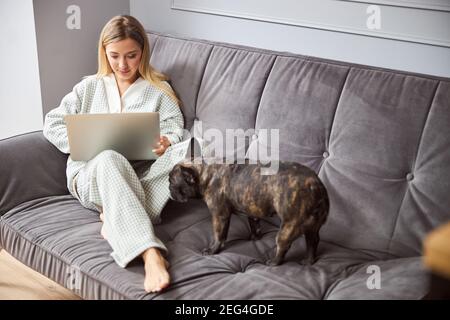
[64, 112, 160, 161]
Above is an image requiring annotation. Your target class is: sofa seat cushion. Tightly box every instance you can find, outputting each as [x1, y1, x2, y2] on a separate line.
[0, 196, 429, 299]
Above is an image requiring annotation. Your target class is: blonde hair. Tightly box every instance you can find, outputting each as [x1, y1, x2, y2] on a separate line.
[96, 15, 179, 105]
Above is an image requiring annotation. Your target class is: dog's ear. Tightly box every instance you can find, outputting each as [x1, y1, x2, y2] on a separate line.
[181, 166, 197, 185]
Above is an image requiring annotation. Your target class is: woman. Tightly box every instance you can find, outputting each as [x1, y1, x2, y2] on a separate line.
[43, 15, 189, 293]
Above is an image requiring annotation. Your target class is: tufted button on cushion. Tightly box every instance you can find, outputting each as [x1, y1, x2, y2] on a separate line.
[323, 151, 329, 158]
[406, 173, 414, 181]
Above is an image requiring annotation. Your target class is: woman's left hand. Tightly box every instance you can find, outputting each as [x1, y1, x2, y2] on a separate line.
[153, 136, 171, 156]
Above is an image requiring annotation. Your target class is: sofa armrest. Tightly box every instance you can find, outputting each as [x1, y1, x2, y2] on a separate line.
[0, 131, 69, 216]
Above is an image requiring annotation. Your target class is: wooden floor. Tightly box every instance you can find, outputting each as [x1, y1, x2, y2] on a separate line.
[0, 250, 81, 300]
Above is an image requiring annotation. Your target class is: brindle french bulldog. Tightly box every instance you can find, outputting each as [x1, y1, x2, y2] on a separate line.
[168, 159, 329, 265]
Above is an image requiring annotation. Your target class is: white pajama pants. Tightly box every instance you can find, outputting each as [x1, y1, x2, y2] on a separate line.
[72, 149, 174, 268]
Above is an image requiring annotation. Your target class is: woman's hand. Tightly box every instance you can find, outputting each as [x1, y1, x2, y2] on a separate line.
[152, 136, 171, 156]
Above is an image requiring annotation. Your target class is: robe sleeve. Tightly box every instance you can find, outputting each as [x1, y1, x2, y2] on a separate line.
[158, 88, 184, 146]
[43, 79, 85, 154]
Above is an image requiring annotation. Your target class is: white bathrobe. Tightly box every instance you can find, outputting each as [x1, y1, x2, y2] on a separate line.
[43, 74, 190, 267]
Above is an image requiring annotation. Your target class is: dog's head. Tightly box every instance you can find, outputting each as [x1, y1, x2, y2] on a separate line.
[169, 163, 201, 202]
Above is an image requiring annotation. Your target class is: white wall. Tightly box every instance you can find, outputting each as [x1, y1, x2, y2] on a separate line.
[0, 0, 43, 139]
[131, 0, 450, 78]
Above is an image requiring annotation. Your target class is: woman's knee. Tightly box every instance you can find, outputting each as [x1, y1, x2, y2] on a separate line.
[93, 150, 130, 172]
[94, 149, 126, 163]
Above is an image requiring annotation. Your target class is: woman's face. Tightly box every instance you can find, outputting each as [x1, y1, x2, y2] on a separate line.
[105, 38, 142, 82]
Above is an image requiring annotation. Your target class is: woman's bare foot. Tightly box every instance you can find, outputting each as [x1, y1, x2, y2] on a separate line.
[142, 248, 170, 293]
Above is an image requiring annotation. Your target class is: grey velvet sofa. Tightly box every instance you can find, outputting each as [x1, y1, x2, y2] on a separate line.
[1, 31, 449, 300]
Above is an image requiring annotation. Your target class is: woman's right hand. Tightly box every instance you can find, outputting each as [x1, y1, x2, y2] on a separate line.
[152, 136, 171, 156]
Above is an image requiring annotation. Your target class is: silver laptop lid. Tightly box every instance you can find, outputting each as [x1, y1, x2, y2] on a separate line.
[64, 112, 160, 161]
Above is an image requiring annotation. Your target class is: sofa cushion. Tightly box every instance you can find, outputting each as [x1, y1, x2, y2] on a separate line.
[149, 34, 213, 131]
[246, 56, 349, 172]
[388, 82, 450, 256]
[0, 196, 429, 299]
[193, 45, 275, 160]
[320, 72, 446, 257]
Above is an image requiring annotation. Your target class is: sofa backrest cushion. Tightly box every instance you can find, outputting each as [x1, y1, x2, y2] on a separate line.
[149, 33, 212, 131]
